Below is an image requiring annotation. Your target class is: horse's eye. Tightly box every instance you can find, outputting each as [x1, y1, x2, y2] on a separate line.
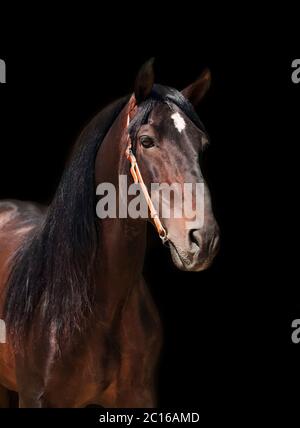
[140, 135, 155, 149]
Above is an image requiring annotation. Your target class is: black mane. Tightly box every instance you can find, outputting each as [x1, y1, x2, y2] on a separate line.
[4, 95, 129, 348]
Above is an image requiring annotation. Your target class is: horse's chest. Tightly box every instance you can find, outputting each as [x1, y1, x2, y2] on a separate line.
[39, 285, 162, 406]
[98, 287, 162, 406]
[120, 284, 162, 355]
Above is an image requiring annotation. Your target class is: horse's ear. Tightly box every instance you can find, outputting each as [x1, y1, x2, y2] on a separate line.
[181, 68, 211, 106]
[134, 58, 155, 104]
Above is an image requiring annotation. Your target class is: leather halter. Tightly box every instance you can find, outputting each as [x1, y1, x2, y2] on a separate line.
[125, 104, 168, 243]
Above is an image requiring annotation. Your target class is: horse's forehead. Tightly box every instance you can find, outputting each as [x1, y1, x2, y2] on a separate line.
[149, 104, 189, 134]
[148, 104, 204, 152]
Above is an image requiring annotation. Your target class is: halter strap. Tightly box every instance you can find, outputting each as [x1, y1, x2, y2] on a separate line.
[125, 108, 168, 243]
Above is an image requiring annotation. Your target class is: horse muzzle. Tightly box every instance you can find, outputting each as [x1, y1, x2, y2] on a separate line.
[169, 226, 220, 272]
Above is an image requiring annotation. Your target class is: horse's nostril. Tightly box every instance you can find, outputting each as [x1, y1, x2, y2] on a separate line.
[189, 229, 201, 248]
[189, 229, 220, 256]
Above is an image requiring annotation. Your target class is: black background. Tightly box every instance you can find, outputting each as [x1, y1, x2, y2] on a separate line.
[0, 10, 299, 422]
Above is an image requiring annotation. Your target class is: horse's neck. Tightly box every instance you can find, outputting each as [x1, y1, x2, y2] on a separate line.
[94, 101, 147, 319]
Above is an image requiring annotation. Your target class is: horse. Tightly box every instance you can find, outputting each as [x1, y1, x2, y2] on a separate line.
[0, 59, 220, 407]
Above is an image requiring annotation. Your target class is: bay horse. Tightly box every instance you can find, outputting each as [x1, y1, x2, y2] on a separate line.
[0, 59, 219, 407]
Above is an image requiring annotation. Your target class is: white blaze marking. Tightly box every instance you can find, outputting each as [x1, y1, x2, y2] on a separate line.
[0, 319, 6, 344]
[171, 112, 186, 133]
[15, 225, 34, 235]
[0, 202, 18, 229]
